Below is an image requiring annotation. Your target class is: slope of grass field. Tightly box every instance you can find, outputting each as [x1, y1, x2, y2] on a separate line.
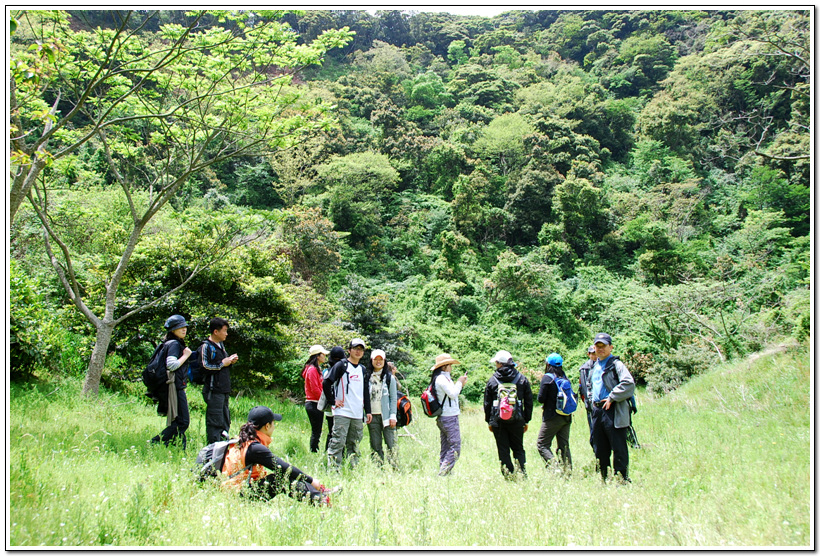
[8, 344, 812, 547]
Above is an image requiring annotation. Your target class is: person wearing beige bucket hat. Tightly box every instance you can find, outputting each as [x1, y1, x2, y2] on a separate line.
[430, 353, 468, 476]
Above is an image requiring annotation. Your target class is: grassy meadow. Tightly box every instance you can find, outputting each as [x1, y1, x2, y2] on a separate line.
[8, 345, 811, 548]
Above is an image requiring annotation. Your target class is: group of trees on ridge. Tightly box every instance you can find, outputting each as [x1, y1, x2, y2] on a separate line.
[9, 9, 810, 400]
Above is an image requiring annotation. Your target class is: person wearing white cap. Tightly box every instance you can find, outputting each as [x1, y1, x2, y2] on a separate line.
[303, 345, 330, 453]
[323, 338, 372, 470]
[484, 350, 533, 478]
[430, 353, 467, 476]
[367, 349, 398, 468]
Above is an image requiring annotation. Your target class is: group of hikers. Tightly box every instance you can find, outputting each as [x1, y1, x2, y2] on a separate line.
[146, 314, 637, 506]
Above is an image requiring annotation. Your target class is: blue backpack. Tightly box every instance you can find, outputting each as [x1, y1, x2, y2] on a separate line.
[548, 373, 578, 416]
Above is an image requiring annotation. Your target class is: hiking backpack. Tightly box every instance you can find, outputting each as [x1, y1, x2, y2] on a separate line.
[396, 391, 413, 427]
[495, 378, 523, 422]
[186, 341, 208, 386]
[141, 340, 174, 393]
[549, 373, 578, 416]
[420, 370, 447, 418]
[193, 438, 252, 482]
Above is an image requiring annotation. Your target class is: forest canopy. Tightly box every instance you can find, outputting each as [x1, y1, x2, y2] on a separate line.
[9, 9, 811, 398]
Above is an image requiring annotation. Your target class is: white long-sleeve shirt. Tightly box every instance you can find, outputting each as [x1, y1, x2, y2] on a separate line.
[435, 371, 463, 417]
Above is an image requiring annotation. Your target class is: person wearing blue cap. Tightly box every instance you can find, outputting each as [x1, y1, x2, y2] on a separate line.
[536, 352, 573, 474]
[151, 315, 192, 448]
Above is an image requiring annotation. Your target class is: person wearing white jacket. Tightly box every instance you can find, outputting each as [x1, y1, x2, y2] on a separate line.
[431, 353, 468, 476]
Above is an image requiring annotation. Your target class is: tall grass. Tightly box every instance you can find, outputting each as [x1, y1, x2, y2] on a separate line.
[9, 346, 811, 547]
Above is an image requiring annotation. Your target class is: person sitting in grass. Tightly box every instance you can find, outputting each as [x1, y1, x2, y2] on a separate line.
[221, 406, 338, 505]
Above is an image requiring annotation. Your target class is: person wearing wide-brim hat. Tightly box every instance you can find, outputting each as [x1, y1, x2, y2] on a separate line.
[302, 345, 330, 453]
[430, 353, 467, 476]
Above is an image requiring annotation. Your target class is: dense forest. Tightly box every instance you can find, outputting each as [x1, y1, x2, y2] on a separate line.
[9, 9, 811, 401]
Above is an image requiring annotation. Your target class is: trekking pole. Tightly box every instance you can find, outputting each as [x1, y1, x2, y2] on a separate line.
[398, 429, 425, 446]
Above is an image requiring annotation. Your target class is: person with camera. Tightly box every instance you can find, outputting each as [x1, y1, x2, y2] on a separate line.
[202, 317, 239, 444]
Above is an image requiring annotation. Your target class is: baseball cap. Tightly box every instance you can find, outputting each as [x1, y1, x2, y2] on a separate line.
[546, 353, 563, 366]
[587, 345, 596, 354]
[349, 338, 366, 349]
[593, 333, 612, 345]
[490, 350, 514, 365]
[371, 349, 386, 361]
[248, 406, 282, 428]
[309, 345, 330, 357]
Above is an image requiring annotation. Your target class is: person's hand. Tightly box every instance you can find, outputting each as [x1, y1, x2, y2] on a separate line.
[366, 413, 372, 424]
[458, 375, 467, 385]
[488, 425, 494, 432]
[389, 418, 397, 428]
[603, 398, 612, 410]
[182, 347, 192, 357]
[311, 478, 321, 490]
[523, 424, 529, 433]
[334, 400, 344, 409]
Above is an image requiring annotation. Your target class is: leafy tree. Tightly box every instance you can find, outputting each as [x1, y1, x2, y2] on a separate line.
[280, 206, 341, 292]
[316, 151, 400, 248]
[9, 10, 353, 395]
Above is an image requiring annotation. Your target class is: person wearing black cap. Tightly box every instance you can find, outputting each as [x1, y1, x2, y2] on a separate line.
[587, 333, 635, 482]
[221, 406, 337, 505]
[151, 315, 192, 448]
[323, 339, 372, 470]
[577, 344, 598, 454]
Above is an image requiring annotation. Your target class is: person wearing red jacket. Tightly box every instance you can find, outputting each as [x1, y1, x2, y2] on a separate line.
[302, 345, 329, 453]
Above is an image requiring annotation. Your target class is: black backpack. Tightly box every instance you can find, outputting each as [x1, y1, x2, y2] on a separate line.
[396, 391, 413, 427]
[187, 341, 210, 386]
[142, 340, 174, 393]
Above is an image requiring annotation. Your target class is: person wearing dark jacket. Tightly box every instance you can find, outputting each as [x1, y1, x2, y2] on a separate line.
[483, 350, 533, 478]
[221, 406, 338, 505]
[151, 314, 192, 448]
[577, 345, 597, 453]
[536, 352, 572, 474]
[202, 318, 239, 444]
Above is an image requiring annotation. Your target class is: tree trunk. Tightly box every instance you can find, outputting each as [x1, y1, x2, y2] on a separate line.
[81, 320, 115, 396]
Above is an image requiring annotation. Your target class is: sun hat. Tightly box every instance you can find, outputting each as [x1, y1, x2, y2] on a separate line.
[349, 338, 366, 349]
[371, 349, 386, 361]
[309, 345, 330, 357]
[593, 333, 612, 346]
[490, 350, 514, 365]
[430, 353, 461, 371]
[546, 352, 563, 366]
[248, 406, 282, 428]
[164, 314, 188, 332]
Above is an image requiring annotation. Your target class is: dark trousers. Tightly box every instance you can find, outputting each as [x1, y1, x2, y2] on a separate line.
[206, 392, 231, 444]
[325, 415, 334, 452]
[157, 388, 189, 448]
[491, 422, 526, 476]
[536, 414, 572, 471]
[247, 472, 322, 504]
[305, 401, 325, 453]
[585, 408, 595, 452]
[591, 406, 629, 480]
